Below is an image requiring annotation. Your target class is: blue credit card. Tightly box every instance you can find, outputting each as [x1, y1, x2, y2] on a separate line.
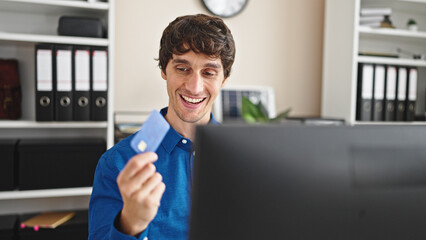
[130, 110, 170, 154]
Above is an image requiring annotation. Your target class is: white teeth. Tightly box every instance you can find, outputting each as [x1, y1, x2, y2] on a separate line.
[182, 95, 204, 103]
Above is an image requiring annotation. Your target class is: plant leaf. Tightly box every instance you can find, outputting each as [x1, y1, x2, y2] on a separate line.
[241, 96, 265, 123]
[242, 113, 257, 124]
[256, 101, 269, 121]
[270, 108, 292, 123]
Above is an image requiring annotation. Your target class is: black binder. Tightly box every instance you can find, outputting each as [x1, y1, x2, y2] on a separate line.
[73, 46, 91, 121]
[18, 138, 105, 190]
[384, 66, 397, 121]
[90, 47, 108, 121]
[0, 139, 18, 191]
[373, 65, 385, 121]
[35, 44, 55, 121]
[356, 63, 374, 121]
[55, 45, 73, 121]
[0, 214, 18, 240]
[406, 67, 418, 121]
[396, 67, 408, 121]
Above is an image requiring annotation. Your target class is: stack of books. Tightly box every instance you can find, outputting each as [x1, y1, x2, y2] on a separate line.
[359, 7, 392, 27]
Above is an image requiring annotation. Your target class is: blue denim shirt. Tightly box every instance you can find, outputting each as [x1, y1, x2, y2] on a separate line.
[89, 107, 218, 240]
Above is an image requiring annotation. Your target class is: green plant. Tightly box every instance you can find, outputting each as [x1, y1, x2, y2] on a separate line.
[407, 19, 417, 26]
[241, 96, 291, 124]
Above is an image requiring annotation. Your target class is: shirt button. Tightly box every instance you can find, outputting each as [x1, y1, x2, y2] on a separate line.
[182, 139, 188, 144]
[143, 237, 148, 240]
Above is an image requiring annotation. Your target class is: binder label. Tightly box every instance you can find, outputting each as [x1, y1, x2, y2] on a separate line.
[56, 50, 72, 91]
[386, 67, 396, 99]
[408, 68, 417, 101]
[397, 68, 407, 101]
[93, 50, 107, 91]
[362, 64, 373, 99]
[374, 65, 385, 100]
[36, 49, 53, 91]
[75, 50, 90, 91]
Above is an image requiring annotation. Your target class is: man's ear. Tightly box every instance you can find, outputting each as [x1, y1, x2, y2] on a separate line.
[161, 69, 167, 80]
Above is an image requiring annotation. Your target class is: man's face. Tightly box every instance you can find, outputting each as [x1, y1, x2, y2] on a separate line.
[162, 50, 227, 125]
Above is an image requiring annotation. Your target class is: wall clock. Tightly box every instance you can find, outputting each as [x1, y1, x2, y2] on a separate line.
[202, 0, 248, 18]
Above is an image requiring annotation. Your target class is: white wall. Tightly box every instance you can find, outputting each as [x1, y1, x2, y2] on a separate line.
[114, 0, 325, 117]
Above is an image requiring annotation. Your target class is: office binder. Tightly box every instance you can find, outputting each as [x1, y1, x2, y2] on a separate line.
[356, 63, 374, 121]
[55, 45, 73, 121]
[73, 46, 91, 121]
[35, 44, 55, 121]
[18, 138, 106, 190]
[90, 47, 108, 121]
[406, 67, 418, 121]
[385, 66, 397, 121]
[396, 67, 408, 121]
[373, 65, 385, 121]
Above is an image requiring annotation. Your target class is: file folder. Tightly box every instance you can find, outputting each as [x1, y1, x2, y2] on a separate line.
[356, 63, 373, 121]
[55, 45, 73, 121]
[406, 67, 417, 121]
[396, 67, 408, 121]
[90, 47, 108, 121]
[73, 46, 91, 121]
[385, 66, 397, 121]
[373, 65, 385, 121]
[35, 44, 54, 121]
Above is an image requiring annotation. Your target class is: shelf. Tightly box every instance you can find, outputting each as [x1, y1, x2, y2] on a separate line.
[0, 120, 107, 129]
[0, 187, 92, 200]
[359, 26, 426, 40]
[357, 56, 426, 67]
[0, 0, 109, 14]
[400, 0, 426, 4]
[0, 0, 113, 215]
[0, 32, 108, 46]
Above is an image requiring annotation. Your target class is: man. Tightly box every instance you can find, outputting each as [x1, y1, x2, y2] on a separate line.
[89, 14, 236, 240]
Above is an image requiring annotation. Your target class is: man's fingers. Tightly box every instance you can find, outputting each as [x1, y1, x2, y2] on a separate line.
[150, 182, 166, 206]
[137, 181, 166, 208]
[129, 163, 156, 189]
[117, 152, 158, 183]
[133, 173, 163, 201]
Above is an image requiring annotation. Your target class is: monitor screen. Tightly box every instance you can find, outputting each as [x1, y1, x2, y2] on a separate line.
[189, 125, 426, 240]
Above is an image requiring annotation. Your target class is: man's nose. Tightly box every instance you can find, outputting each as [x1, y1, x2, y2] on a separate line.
[186, 72, 204, 94]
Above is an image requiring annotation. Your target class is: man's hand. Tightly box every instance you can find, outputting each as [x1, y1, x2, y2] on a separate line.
[117, 152, 166, 236]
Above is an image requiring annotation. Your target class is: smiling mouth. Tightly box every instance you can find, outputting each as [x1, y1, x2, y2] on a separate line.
[181, 95, 206, 104]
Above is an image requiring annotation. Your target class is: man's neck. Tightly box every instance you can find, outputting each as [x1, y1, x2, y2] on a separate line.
[164, 109, 210, 141]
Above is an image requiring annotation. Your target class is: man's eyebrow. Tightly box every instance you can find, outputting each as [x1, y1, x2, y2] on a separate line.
[204, 62, 221, 69]
[172, 58, 222, 69]
[172, 58, 190, 65]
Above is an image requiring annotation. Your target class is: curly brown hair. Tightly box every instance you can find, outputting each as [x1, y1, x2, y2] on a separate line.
[158, 14, 236, 79]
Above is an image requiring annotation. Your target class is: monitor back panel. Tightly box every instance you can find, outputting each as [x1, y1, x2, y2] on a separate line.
[190, 125, 426, 240]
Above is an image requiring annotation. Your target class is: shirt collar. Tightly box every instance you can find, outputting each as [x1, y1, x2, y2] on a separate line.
[160, 107, 219, 153]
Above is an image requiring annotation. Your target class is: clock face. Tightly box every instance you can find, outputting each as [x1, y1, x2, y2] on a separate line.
[202, 0, 248, 18]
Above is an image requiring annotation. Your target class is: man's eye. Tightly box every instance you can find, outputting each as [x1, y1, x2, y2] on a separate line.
[203, 71, 216, 77]
[177, 67, 189, 72]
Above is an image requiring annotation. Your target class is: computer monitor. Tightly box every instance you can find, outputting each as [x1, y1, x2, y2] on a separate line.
[189, 125, 426, 240]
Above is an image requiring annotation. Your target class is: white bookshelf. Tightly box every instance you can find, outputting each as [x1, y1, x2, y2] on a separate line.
[0, 187, 92, 200]
[359, 26, 426, 39]
[0, 0, 114, 214]
[0, 120, 107, 128]
[0, 32, 109, 46]
[0, 0, 109, 12]
[357, 56, 426, 67]
[322, 0, 426, 124]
